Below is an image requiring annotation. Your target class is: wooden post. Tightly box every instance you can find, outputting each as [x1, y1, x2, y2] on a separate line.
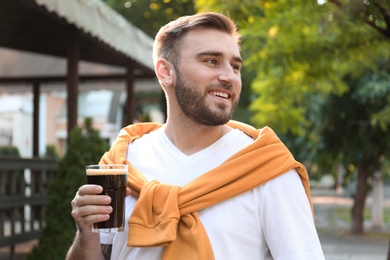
[66, 29, 79, 140]
[32, 81, 40, 157]
[124, 64, 135, 127]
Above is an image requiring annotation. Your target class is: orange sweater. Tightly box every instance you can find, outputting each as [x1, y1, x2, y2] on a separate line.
[100, 121, 312, 260]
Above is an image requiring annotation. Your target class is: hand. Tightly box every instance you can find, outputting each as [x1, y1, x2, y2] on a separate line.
[71, 185, 132, 233]
[71, 185, 112, 233]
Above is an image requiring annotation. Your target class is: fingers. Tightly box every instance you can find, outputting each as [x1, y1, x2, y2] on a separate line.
[71, 184, 112, 232]
[72, 205, 112, 227]
[77, 184, 103, 196]
[126, 188, 131, 197]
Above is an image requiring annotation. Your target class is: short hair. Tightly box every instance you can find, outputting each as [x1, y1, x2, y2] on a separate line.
[153, 12, 241, 66]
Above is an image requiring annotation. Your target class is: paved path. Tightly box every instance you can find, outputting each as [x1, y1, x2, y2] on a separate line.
[312, 187, 390, 259]
[319, 231, 388, 260]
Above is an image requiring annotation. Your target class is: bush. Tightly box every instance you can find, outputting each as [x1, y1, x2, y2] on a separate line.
[45, 145, 59, 159]
[0, 146, 20, 157]
[28, 118, 110, 260]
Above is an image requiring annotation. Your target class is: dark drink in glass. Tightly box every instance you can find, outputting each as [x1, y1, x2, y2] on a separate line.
[86, 164, 128, 233]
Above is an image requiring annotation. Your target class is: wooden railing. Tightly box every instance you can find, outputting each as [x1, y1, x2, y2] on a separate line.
[0, 157, 57, 260]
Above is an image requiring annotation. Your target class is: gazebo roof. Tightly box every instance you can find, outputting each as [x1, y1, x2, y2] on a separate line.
[0, 0, 158, 156]
[0, 0, 154, 75]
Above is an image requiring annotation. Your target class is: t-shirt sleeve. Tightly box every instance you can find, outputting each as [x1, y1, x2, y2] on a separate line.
[259, 169, 325, 260]
[100, 233, 116, 245]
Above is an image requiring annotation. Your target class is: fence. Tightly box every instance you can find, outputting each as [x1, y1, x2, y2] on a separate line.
[0, 157, 57, 260]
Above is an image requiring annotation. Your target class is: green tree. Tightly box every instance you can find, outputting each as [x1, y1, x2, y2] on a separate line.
[318, 68, 390, 233]
[28, 118, 109, 260]
[104, 0, 196, 37]
[196, 0, 390, 235]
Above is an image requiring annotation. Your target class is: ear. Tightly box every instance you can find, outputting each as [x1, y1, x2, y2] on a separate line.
[155, 58, 175, 87]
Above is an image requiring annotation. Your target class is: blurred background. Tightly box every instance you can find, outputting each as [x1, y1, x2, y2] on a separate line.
[0, 0, 389, 259]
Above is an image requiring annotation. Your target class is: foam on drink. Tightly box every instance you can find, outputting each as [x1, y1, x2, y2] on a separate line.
[86, 168, 127, 176]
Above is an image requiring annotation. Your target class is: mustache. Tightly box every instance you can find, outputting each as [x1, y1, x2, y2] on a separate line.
[207, 82, 234, 91]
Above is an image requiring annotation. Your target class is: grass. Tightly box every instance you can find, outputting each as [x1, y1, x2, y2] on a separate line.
[333, 207, 390, 223]
[332, 207, 390, 239]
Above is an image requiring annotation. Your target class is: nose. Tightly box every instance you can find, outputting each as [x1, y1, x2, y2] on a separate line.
[218, 63, 239, 85]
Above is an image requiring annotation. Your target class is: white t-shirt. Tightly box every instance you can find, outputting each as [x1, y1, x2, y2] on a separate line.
[101, 127, 324, 259]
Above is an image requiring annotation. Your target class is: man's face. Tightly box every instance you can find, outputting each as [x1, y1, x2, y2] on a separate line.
[173, 29, 243, 126]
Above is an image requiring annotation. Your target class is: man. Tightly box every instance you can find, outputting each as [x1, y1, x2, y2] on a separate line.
[66, 12, 324, 260]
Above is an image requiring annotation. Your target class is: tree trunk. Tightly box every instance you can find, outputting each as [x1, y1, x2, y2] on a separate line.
[372, 170, 384, 229]
[336, 164, 344, 195]
[350, 160, 370, 234]
[387, 234, 390, 260]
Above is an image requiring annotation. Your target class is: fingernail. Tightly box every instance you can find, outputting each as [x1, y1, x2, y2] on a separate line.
[96, 186, 103, 193]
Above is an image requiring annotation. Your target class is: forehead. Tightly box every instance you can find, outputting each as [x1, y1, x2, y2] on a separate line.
[178, 29, 241, 60]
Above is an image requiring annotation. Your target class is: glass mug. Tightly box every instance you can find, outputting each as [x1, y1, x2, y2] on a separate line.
[86, 164, 128, 233]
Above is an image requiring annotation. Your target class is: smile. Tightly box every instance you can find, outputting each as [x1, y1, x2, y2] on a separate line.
[209, 91, 230, 99]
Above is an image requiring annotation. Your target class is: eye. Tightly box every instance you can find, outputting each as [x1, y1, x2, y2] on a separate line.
[231, 64, 241, 72]
[205, 59, 218, 65]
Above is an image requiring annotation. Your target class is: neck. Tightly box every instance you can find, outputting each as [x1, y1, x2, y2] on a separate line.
[164, 119, 232, 156]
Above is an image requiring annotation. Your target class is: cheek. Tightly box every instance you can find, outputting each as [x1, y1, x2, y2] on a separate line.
[235, 78, 242, 93]
[182, 70, 210, 87]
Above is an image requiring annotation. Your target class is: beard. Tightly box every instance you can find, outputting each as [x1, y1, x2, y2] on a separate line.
[174, 69, 239, 126]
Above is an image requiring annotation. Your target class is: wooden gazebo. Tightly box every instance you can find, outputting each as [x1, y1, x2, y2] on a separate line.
[0, 0, 156, 156]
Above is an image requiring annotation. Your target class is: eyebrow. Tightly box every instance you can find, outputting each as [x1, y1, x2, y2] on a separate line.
[196, 51, 244, 65]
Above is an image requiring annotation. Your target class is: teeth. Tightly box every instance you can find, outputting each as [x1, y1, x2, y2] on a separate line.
[211, 91, 229, 99]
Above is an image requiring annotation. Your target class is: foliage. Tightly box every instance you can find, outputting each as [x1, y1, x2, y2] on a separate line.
[318, 67, 390, 172]
[249, 1, 388, 136]
[0, 146, 20, 157]
[28, 118, 109, 260]
[103, 0, 197, 37]
[197, 0, 389, 134]
[195, 0, 390, 234]
[45, 145, 59, 159]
